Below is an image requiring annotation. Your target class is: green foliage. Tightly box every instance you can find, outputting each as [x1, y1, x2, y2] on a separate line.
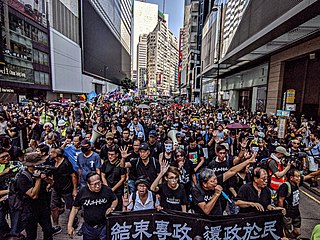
[120, 77, 136, 93]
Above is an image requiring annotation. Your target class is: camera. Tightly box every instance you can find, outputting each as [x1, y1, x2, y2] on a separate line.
[34, 165, 56, 177]
[287, 152, 307, 168]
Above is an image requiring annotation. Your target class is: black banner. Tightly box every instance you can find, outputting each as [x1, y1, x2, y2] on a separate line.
[107, 210, 283, 240]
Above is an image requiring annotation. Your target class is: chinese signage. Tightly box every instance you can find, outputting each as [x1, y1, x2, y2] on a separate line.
[286, 89, 295, 104]
[107, 210, 282, 240]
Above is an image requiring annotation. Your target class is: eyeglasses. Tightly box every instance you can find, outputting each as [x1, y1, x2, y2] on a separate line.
[175, 154, 183, 158]
[292, 142, 300, 145]
[89, 181, 102, 187]
[0, 154, 10, 159]
[107, 138, 114, 141]
[167, 176, 178, 180]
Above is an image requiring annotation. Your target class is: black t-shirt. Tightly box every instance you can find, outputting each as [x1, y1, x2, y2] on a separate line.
[228, 173, 252, 196]
[73, 185, 116, 226]
[17, 171, 51, 210]
[236, 183, 271, 214]
[100, 144, 119, 161]
[149, 142, 163, 160]
[170, 160, 195, 194]
[101, 159, 126, 194]
[52, 157, 74, 194]
[207, 157, 233, 177]
[158, 183, 187, 211]
[127, 151, 140, 180]
[186, 145, 204, 169]
[119, 139, 133, 152]
[130, 157, 160, 183]
[278, 180, 303, 218]
[192, 174, 224, 216]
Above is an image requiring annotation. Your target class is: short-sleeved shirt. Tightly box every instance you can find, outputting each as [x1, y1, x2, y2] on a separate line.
[158, 183, 187, 211]
[186, 145, 204, 169]
[52, 157, 75, 194]
[129, 157, 160, 183]
[64, 145, 82, 172]
[278, 180, 303, 218]
[73, 185, 116, 226]
[101, 160, 126, 194]
[235, 182, 271, 214]
[77, 152, 101, 185]
[192, 174, 224, 216]
[127, 190, 159, 211]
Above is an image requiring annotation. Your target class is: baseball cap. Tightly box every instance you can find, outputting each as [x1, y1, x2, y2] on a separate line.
[80, 139, 91, 146]
[135, 176, 151, 187]
[139, 142, 150, 150]
[106, 132, 114, 139]
[275, 146, 290, 156]
[149, 130, 157, 137]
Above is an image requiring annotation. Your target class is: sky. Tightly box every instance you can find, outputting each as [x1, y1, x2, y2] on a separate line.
[146, 0, 184, 38]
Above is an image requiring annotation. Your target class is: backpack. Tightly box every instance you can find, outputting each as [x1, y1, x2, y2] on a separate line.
[131, 190, 157, 210]
[135, 157, 157, 170]
[8, 170, 33, 211]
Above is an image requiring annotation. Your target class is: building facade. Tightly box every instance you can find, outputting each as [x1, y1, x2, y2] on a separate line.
[137, 33, 148, 95]
[47, 0, 131, 100]
[131, 0, 158, 85]
[200, 0, 320, 120]
[0, 0, 50, 102]
[146, 21, 179, 97]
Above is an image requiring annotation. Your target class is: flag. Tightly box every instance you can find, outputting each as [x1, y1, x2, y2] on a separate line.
[87, 90, 97, 101]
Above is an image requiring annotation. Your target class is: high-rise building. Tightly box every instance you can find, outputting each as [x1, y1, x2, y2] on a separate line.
[181, 0, 201, 102]
[132, 0, 158, 84]
[147, 21, 178, 97]
[137, 34, 148, 95]
[47, 0, 131, 99]
[0, 0, 50, 102]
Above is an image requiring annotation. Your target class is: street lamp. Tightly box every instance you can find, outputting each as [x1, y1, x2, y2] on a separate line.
[211, 3, 224, 108]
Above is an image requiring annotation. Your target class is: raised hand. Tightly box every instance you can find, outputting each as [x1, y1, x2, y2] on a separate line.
[119, 146, 131, 159]
[159, 159, 169, 175]
[240, 138, 249, 149]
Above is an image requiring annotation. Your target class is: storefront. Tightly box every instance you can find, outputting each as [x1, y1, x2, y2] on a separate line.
[221, 63, 268, 112]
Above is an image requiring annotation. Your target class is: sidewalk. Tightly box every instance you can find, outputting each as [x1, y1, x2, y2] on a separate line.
[52, 211, 82, 240]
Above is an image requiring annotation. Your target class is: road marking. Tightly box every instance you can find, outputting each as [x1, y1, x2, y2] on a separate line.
[301, 189, 320, 205]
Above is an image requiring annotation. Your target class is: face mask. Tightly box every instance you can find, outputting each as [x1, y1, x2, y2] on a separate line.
[164, 144, 172, 153]
[81, 147, 90, 153]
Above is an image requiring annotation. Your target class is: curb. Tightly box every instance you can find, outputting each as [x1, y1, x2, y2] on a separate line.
[302, 183, 320, 197]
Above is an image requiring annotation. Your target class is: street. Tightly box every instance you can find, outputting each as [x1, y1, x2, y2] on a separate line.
[300, 186, 320, 239]
[48, 186, 320, 240]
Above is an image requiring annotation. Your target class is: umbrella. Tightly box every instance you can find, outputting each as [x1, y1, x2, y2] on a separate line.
[227, 123, 250, 129]
[137, 104, 150, 109]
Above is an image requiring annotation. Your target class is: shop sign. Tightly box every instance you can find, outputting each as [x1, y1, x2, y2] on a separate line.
[0, 66, 26, 78]
[278, 117, 287, 139]
[286, 89, 295, 104]
[0, 88, 14, 93]
[276, 110, 290, 117]
[285, 104, 296, 111]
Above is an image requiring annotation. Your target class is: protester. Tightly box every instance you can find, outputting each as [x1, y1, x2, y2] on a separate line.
[68, 172, 118, 239]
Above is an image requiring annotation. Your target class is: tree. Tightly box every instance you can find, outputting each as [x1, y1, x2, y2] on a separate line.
[120, 77, 136, 93]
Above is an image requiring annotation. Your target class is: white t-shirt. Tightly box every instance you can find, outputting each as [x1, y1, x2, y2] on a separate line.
[127, 190, 160, 211]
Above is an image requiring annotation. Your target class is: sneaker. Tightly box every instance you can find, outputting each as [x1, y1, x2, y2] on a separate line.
[52, 226, 62, 236]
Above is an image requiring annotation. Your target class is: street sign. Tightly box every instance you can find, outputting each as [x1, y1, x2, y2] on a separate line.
[285, 104, 296, 111]
[276, 110, 290, 117]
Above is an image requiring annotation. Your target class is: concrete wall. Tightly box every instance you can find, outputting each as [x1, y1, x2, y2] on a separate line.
[266, 35, 320, 115]
[50, 28, 90, 93]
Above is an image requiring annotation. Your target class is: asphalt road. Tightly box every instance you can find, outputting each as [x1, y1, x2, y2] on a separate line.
[300, 186, 320, 239]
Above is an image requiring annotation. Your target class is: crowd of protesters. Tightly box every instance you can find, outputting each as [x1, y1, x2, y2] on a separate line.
[0, 99, 319, 240]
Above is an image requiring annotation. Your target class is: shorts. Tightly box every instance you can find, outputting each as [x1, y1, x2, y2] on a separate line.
[50, 189, 74, 210]
[283, 215, 301, 230]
